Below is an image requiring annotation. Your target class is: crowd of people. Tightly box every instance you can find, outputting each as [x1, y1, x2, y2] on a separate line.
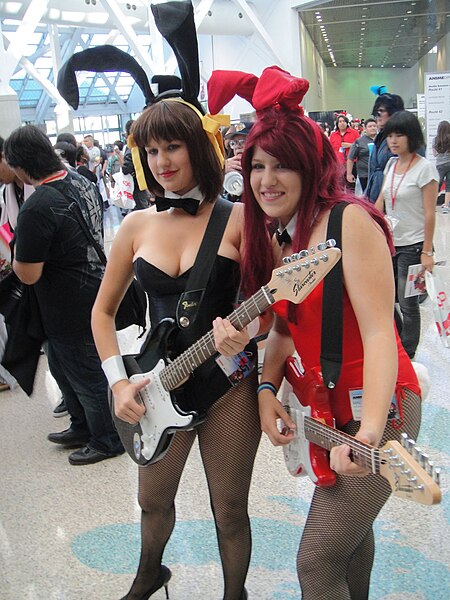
[0, 30, 448, 600]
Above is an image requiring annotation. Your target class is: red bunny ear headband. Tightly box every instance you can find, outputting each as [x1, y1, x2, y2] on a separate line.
[208, 65, 323, 157]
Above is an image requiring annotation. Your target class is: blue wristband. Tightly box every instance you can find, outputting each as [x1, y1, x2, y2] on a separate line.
[257, 382, 278, 395]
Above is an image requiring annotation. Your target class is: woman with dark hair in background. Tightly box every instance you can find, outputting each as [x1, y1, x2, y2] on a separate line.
[91, 99, 269, 600]
[365, 92, 405, 203]
[433, 120, 450, 213]
[375, 110, 438, 358]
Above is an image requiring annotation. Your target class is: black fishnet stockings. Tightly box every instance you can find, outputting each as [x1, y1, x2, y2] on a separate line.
[297, 390, 421, 600]
[123, 372, 261, 600]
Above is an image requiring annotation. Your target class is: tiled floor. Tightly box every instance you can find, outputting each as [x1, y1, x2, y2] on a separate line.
[0, 207, 449, 599]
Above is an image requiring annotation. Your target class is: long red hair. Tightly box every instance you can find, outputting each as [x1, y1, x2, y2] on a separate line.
[240, 107, 393, 296]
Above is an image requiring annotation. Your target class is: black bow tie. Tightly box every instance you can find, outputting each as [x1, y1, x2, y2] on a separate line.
[276, 229, 292, 246]
[154, 196, 200, 216]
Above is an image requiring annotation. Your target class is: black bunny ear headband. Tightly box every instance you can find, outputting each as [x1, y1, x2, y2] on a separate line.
[57, 0, 228, 189]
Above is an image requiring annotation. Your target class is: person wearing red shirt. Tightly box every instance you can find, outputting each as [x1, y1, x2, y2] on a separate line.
[329, 114, 360, 188]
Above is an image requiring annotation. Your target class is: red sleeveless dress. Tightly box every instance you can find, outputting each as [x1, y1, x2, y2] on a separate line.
[272, 281, 420, 428]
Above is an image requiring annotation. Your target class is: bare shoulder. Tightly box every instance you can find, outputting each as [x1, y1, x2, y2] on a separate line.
[117, 206, 155, 234]
[230, 200, 244, 220]
[224, 200, 244, 234]
[342, 203, 385, 243]
[342, 203, 391, 268]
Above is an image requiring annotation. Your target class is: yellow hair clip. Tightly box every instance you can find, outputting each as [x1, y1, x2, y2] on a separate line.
[126, 133, 147, 192]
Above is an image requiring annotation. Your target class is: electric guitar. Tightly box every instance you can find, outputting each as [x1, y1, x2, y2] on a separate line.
[111, 241, 341, 466]
[280, 355, 441, 505]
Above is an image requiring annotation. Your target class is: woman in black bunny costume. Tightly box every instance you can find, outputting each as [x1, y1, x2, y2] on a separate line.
[59, 3, 268, 599]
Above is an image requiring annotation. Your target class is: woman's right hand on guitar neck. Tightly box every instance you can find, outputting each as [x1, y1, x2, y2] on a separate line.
[112, 378, 150, 424]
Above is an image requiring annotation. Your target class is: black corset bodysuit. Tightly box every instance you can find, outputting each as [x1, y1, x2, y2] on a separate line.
[134, 255, 256, 411]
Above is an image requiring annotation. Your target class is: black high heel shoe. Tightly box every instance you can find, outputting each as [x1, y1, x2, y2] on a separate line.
[120, 565, 172, 600]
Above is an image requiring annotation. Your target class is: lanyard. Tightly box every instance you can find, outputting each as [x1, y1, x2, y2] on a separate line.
[390, 154, 416, 211]
[40, 170, 67, 185]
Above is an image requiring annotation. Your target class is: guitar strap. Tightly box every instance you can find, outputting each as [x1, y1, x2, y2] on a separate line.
[176, 196, 233, 329]
[320, 202, 348, 389]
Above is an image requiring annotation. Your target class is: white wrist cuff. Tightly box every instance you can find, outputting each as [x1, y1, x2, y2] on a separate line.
[246, 317, 260, 339]
[101, 355, 128, 388]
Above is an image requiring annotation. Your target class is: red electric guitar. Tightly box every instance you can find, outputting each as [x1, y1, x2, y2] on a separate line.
[280, 355, 441, 505]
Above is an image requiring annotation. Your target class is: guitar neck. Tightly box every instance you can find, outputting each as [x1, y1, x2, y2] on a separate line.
[160, 285, 274, 391]
[304, 416, 381, 473]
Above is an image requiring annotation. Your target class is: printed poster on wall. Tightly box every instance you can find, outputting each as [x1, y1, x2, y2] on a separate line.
[424, 72, 450, 161]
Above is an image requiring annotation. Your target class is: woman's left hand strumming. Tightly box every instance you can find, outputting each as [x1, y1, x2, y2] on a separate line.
[213, 316, 250, 356]
[330, 430, 379, 477]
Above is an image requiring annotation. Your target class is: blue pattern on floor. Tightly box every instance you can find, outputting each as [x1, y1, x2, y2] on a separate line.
[72, 513, 450, 599]
[417, 402, 450, 455]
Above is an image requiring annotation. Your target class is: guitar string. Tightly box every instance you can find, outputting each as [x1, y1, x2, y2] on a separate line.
[304, 417, 382, 471]
[161, 250, 330, 390]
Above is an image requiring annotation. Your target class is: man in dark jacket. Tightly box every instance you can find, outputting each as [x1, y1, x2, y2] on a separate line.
[4, 125, 123, 465]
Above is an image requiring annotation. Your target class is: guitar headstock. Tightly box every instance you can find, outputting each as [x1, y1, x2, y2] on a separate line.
[379, 438, 441, 505]
[269, 240, 341, 304]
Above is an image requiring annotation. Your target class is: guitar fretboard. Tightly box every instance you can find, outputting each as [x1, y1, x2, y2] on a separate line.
[304, 416, 382, 474]
[160, 285, 274, 391]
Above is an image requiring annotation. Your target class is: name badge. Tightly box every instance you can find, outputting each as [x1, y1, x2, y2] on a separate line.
[349, 389, 401, 422]
[349, 388, 363, 421]
[215, 352, 254, 385]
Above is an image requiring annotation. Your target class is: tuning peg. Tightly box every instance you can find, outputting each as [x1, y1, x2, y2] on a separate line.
[299, 249, 309, 258]
[309, 246, 316, 254]
[401, 432, 409, 447]
[400, 468, 411, 476]
[419, 452, 429, 468]
[290, 253, 300, 261]
[408, 475, 418, 484]
[310, 257, 319, 266]
[426, 461, 434, 477]
[319, 254, 329, 262]
[413, 446, 422, 461]
[326, 239, 337, 248]
[433, 467, 441, 486]
[407, 438, 416, 453]
[317, 242, 327, 251]
[301, 261, 310, 269]
[282, 256, 292, 264]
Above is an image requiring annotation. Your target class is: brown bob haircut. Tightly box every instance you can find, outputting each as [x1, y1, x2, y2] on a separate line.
[132, 100, 223, 201]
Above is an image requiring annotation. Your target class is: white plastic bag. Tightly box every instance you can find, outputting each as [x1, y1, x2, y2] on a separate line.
[111, 171, 136, 210]
[425, 269, 450, 348]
